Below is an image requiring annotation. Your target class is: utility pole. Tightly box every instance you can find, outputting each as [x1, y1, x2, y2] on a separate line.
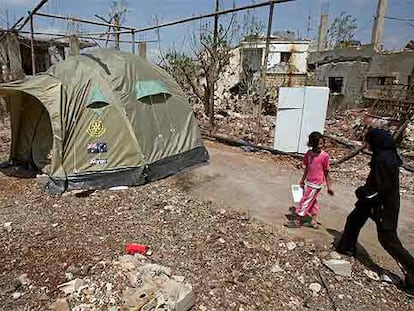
[256, 2, 274, 144]
[317, 14, 328, 51]
[114, 12, 120, 50]
[209, 0, 220, 130]
[131, 30, 135, 54]
[371, 0, 388, 51]
[306, 14, 311, 38]
[139, 42, 147, 59]
[213, 0, 219, 47]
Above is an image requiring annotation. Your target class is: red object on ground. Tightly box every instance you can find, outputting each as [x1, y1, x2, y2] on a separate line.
[126, 243, 149, 255]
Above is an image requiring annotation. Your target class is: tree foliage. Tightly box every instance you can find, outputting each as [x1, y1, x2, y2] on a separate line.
[164, 9, 264, 129]
[327, 12, 358, 49]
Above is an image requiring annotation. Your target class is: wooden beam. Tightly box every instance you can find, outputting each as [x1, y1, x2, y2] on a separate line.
[139, 42, 147, 59]
[30, 14, 36, 75]
[14, 30, 157, 44]
[69, 35, 80, 56]
[6, 32, 24, 80]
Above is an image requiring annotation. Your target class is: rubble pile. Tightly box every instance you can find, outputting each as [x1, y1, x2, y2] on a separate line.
[0, 174, 413, 310]
[50, 255, 193, 310]
[402, 121, 414, 154]
[325, 109, 369, 139]
[191, 95, 276, 145]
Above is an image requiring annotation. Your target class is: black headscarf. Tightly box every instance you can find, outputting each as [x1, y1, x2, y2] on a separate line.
[365, 128, 402, 168]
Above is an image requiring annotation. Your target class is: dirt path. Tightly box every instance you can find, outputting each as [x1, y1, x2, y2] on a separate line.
[176, 141, 414, 274]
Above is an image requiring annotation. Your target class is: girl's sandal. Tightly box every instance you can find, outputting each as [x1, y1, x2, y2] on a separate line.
[310, 222, 319, 229]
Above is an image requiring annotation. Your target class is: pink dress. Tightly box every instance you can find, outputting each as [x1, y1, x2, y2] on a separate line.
[295, 150, 330, 217]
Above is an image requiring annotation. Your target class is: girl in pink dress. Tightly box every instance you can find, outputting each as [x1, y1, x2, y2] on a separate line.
[286, 131, 334, 228]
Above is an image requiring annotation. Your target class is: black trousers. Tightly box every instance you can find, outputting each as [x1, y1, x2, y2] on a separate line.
[338, 200, 414, 286]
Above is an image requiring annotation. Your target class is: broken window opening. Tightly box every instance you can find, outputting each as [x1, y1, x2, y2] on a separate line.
[280, 52, 292, 63]
[378, 76, 386, 85]
[328, 77, 344, 94]
[367, 76, 395, 89]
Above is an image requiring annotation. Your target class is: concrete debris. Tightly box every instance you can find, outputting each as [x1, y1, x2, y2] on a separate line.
[323, 259, 353, 277]
[65, 272, 74, 281]
[364, 269, 380, 281]
[122, 260, 192, 311]
[53, 256, 193, 311]
[4, 222, 12, 233]
[328, 251, 342, 260]
[164, 205, 174, 211]
[297, 275, 305, 285]
[116, 254, 142, 271]
[50, 298, 70, 311]
[309, 283, 322, 296]
[270, 264, 284, 273]
[12, 292, 23, 299]
[286, 241, 297, 251]
[57, 278, 85, 295]
[17, 274, 30, 286]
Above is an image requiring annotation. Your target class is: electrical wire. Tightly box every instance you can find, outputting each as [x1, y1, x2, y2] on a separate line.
[384, 16, 414, 22]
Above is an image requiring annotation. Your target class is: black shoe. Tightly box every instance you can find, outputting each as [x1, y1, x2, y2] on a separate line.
[404, 286, 414, 299]
[334, 244, 356, 257]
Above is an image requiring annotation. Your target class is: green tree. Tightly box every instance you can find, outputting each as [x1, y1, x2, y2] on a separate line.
[165, 8, 265, 130]
[327, 12, 358, 49]
[165, 21, 233, 129]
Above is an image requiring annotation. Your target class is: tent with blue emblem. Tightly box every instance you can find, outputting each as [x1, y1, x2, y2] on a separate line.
[0, 49, 209, 193]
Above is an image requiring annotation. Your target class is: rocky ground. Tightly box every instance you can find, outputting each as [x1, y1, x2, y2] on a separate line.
[1, 174, 414, 311]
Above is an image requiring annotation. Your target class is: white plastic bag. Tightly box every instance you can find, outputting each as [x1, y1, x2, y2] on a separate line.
[291, 185, 303, 203]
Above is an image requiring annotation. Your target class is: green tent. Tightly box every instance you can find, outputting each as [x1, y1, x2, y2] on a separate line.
[0, 49, 208, 193]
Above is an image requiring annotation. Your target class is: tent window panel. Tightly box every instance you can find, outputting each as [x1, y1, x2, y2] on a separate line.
[139, 93, 172, 105]
[88, 101, 109, 109]
[87, 85, 110, 116]
[135, 80, 171, 102]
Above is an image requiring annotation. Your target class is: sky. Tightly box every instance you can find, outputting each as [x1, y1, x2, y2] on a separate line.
[1, 0, 413, 61]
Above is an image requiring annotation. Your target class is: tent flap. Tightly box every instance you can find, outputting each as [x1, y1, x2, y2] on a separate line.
[135, 80, 171, 100]
[87, 85, 108, 107]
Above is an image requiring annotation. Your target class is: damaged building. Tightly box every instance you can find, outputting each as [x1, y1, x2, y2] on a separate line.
[216, 31, 311, 98]
[240, 31, 311, 89]
[308, 44, 414, 114]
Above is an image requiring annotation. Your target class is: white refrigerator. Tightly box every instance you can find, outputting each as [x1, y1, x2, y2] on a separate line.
[274, 87, 329, 154]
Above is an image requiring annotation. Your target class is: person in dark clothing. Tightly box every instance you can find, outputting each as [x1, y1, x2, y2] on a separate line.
[336, 128, 414, 297]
